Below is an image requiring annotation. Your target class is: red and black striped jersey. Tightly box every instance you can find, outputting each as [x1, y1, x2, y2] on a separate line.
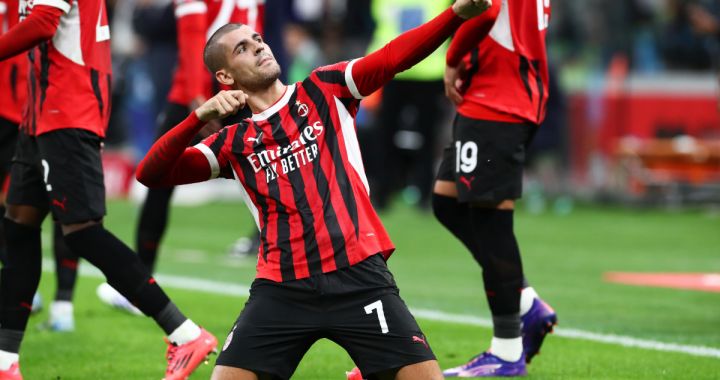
[451, 0, 551, 125]
[0, 0, 27, 124]
[168, 0, 264, 106]
[198, 61, 394, 282]
[20, 0, 112, 136]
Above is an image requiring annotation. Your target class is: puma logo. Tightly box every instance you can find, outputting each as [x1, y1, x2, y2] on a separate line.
[412, 335, 428, 348]
[52, 197, 67, 212]
[459, 176, 475, 190]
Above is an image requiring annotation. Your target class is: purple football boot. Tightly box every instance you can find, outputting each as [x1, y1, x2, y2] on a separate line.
[521, 298, 557, 363]
[443, 352, 527, 377]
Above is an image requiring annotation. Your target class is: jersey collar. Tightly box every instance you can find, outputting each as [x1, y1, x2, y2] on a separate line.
[251, 84, 296, 122]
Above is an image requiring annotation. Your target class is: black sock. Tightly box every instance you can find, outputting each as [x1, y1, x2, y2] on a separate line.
[0, 329, 23, 354]
[0, 219, 42, 331]
[492, 314, 522, 339]
[63, 224, 172, 318]
[136, 187, 174, 273]
[155, 303, 189, 336]
[53, 223, 78, 302]
[469, 207, 524, 316]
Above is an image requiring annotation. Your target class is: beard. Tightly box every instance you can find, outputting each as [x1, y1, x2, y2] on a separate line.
[242, 63, 282, 92]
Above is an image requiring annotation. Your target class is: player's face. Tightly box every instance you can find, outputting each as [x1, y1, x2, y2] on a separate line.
[218, 25, 281, 91]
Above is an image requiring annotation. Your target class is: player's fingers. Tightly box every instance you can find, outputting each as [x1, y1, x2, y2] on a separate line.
[216, 94, 234, 114]
[448, 85, 463, 105]
[224, 93, 241, 108]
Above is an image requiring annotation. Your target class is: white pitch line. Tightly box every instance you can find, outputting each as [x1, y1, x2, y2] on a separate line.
[42, 260, 720, 359]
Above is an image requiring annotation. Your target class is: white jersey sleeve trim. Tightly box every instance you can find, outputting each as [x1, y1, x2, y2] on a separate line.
[175, 1, 207, 18]
[0, 3, 7, 14]
[334, 96, 370, 194]
[193, 144, 221, 179]
[35, 0, 71, 13]
[345, 59, 364, 100]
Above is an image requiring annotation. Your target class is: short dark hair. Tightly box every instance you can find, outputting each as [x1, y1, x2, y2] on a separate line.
[203, 23, 244, 74]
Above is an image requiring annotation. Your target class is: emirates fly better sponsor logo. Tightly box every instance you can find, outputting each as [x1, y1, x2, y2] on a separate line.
[247, 121, 324, 183]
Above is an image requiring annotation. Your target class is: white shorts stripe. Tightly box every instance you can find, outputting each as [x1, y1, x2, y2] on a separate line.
[345, 59, 364, 100]
[35, 0, 71, 13]
[175, 1, 207, 18]
[193, 144, 221, 179]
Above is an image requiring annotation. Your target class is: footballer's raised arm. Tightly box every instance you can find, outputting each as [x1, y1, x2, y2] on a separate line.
[0, 3, 66, 61]
[349, 0, 492, 97]
[446, 0, 500, 67]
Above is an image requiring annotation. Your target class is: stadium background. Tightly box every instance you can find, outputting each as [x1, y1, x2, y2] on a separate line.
[21, 0, 720, 378]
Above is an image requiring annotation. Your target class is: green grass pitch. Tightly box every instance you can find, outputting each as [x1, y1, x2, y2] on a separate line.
[19, 199, 720, 379]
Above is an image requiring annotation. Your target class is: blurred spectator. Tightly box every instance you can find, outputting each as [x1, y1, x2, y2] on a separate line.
[128, 0, 178, 156]
[363, 0, 451, 210]
[660, 0, 719, 70]
[284, 23, 325, 83]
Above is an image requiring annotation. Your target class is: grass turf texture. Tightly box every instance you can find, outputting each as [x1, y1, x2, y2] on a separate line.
[21, 199, 720, 378]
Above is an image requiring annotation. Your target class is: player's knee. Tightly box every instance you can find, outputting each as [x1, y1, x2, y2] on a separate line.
[392, 359, 443, 380]
[60, 219, 102, 236]
[4, 204, 47, 227]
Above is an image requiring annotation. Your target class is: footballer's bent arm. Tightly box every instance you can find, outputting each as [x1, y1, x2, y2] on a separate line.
[136, 112, 215, 187]
[0, 5, 65, 61]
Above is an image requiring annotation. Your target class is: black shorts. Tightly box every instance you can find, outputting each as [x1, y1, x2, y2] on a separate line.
[7, 129, 106, 223]
[0, 117, 19, 182]
[216, 255, 435, 380]
[436, 114, 536, 203]
[157, 102, 251, 145]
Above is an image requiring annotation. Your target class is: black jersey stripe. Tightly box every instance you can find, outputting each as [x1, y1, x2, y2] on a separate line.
[315, 69, 345, 85]
[532, 59, 544, 122]
[27, 51, 37, 135]
[90, 69, 104, 116]
[266, 113, 295, 281]
[233, 124, 271, 263]
[284, 90, 323, 276]
[38, 42, 50, 113]
[300, 77, 351, 268]
[519, 56, 533, 102]
[464, 47, 480, 87]
[106, 74, 113, 118]
[305, 77, 358, 265]
[209, 126, 233, 175]
[10, 64, 18, 101]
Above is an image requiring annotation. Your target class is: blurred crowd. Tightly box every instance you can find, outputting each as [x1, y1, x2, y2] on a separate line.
[103, 0, 719, 208]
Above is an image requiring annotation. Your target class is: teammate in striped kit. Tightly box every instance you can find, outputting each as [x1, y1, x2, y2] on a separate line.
[0, 0, 80, 333]
[0, 0, 217, 378]
[98, 0, 266, 315]
[433, 0, 558, 376]
[137, 1, 492, 378]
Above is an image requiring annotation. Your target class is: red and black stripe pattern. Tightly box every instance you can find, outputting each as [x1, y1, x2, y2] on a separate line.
[201, 62, 394, 282]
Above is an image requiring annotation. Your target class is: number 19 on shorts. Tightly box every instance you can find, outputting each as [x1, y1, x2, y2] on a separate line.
[455, 141, 478, 174]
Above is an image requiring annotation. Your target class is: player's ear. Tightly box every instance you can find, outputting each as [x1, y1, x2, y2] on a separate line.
[216, 69, 235, 86]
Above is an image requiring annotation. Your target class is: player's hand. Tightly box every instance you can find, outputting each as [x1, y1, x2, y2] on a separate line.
[452, 0, 492, 20]
[189, 96, 223, 138]
[194, 90, 248, 122]
[444, 63, 468, 105]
